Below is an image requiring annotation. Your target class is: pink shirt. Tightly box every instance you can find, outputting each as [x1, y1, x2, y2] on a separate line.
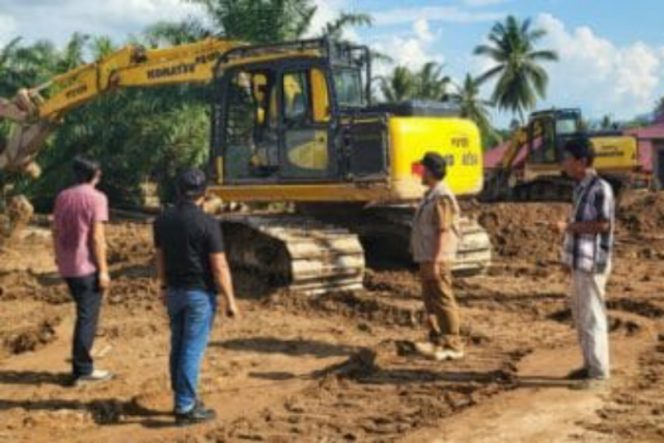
[54, 184, 109, 278]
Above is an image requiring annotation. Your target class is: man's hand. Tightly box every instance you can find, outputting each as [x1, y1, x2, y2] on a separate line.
[421, 261, 439, 280]
[226, 298, 239, 319]
[550, 220, 568, 234]
[99, 271, 111, 294]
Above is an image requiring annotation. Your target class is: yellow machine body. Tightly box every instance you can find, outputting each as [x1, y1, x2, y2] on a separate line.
[591, 134, 639, 171]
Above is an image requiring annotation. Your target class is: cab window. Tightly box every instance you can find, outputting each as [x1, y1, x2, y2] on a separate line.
[281, 68, 331, 178]
[224, 68, 279, 180]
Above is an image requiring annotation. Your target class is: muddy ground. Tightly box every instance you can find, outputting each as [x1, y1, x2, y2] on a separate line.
[1, 192, 664, 442]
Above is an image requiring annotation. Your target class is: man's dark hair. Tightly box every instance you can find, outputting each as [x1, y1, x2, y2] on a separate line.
[563, 136, 595, 167]
[73, 155, 101, 184]
[177, 168, 207, 201]
[421, 152, 447, 181]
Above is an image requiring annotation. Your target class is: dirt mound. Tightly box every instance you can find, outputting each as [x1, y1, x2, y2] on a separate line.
[2, 316, 60, 355]
[473, 202, 570, 261]
[618, 191, 664, 236]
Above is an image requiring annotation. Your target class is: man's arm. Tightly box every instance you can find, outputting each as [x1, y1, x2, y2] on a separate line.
[52, 225, 59, 264]
[562, 185, 613, 235]
[432, 196, 455, 263]
[566, 220, 611, 235]
[210, 252, 238, 317]
[92, 221, 110, 292]
[154, 247, 167, 304]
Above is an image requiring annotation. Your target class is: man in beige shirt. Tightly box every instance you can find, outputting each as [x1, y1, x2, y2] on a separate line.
[411, 152, 463, 361]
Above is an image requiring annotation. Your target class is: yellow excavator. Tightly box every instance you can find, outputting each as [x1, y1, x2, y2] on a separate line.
[0, 37, 491, 293]
[484, 108, 646, 201]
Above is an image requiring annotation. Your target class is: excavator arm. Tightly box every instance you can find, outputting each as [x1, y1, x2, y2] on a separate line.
[0, 38, 245, 174]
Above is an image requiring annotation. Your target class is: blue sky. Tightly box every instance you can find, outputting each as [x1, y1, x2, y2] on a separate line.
[1, 0, 663, 127]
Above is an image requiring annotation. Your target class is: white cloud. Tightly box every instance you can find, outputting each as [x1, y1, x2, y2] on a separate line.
[370, 19, 445, 78]
[413, 18, 434, 43]
[373, 5, 503, 27]
[307, 0, 347, 38]
[534, 13, 664, 120]
[0, 0, 206, 47]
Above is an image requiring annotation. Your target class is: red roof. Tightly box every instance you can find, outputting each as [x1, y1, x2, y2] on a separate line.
[626, 123, 664, 140]
[484, 137, 541, 170]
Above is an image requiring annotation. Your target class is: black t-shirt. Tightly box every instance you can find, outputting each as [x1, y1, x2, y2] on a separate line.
[153, 201, 224, 292]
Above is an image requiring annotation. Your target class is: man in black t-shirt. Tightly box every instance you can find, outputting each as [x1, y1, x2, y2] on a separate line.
[154, 168, 238, 426]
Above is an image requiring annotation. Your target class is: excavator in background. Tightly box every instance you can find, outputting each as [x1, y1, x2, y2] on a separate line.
[0, 37, 492, 294]
[484, 108, 647, 202]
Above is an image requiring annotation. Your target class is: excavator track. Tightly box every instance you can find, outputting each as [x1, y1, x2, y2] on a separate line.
[356, 206, 492, 275]
[297, 204, 492, 276]
[221, 215, 365, 295]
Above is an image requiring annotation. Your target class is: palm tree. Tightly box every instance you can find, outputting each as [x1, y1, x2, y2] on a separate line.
[474, 15, 558, 122]
[447, 74, 498, 149]
[320, 12, 372, 40]
[90, 36, 116, 60]
[415, 62, 450, 101]
[151, 1, 370, 45]
[0, 37, 23, 96]
[186, 0, 317, 43]
[379, 63, 450, 102]
[379, 66, 416, 102]
[145, 18, 212, 46]
[448, 74, 494, 134]
[58, 32, 89, 71]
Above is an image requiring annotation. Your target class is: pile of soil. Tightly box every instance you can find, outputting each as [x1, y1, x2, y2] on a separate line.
[473, 202, 570, 261]
[618, 191, 664, 236]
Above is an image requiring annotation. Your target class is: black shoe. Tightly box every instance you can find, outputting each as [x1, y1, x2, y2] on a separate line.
[567, 367, 589, 380]
[175, 403, 217, 427]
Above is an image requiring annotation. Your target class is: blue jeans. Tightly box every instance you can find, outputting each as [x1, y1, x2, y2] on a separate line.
[166, 289, 217, 413]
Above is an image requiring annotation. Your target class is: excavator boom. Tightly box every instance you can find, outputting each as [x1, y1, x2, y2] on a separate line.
[0, 38, 245, 173]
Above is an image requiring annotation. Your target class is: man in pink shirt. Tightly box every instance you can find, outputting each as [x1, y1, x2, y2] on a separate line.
[53, 156, 112, 385]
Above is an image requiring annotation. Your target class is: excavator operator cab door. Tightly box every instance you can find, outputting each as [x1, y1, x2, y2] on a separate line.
[212, 59, 339, 185]
[527, 110, 582, 166]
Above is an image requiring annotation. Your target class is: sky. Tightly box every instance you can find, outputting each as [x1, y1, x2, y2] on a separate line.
[1, 0, 664, 127]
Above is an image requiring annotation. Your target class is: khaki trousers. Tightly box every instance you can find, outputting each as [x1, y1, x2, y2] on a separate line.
[419, 262, 463, 351]
[570, 263, 612, 379]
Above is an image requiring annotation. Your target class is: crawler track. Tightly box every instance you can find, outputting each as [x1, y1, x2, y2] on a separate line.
[222, 215, 365, 295]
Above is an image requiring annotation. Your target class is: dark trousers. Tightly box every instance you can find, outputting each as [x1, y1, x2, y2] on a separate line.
[65, 273, 102, 378]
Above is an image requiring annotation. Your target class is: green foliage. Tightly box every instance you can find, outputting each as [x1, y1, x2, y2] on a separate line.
[321, 12, 372, 41]
[379, 62, 450, 102]
[186, 0, 318, 42]
[474, 15, 558, 122]
[447, 74, 498, 149]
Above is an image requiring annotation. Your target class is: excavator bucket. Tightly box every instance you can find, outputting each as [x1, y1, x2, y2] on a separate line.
[0, 120, 56, 177]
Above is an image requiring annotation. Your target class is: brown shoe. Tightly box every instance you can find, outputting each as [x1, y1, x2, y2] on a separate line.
[567, 367, 589, 380]
[414, 341, 437, 357]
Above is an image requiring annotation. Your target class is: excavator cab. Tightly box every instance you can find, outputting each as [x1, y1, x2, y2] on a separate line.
[210, 40, 386, 188]
[526, 108, 582, 166]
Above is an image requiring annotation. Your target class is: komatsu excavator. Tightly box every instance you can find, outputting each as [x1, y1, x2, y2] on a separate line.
[0, 37, 491, 294]
[484, 108, 647, 202]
